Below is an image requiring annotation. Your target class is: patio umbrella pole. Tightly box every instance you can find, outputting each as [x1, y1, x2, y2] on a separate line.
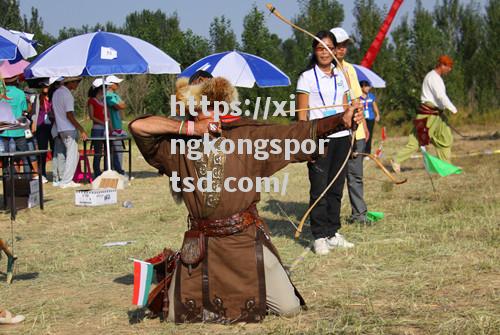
[92, 76, 124, 189]
[102, 76, 112, 171]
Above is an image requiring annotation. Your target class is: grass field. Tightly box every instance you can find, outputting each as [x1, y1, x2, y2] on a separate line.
[0, 125, 499, 335]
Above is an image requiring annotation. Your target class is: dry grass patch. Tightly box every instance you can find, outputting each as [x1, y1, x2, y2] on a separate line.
[0, 125, 499, 334]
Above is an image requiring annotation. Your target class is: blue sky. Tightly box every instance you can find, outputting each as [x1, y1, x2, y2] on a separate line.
[19, 0, 487, 40]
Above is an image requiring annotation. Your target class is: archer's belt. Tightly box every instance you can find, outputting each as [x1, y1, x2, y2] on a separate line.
[418, 104, 440, 115]
[189, 204, 262, 237]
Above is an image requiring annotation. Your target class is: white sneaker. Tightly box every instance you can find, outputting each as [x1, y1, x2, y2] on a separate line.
[59, 181, 81, 189]
[326, 233, 354, 249]
[33, 175, 48, 183]
[314, 238, 330, 255]
[53, 181, 60, 187]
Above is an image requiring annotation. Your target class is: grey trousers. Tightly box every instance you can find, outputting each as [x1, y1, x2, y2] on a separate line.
[59, 130, 79, 185]
[167, 245, 301, 321]
[52, 136, 66, 183]
[347, 139, 367, 221]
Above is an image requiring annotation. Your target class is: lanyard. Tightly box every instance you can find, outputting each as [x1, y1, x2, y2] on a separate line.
[313, 67, 337, 107]
[361, 95, 369, 111]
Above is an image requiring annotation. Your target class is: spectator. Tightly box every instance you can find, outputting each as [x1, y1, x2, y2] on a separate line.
[296, 30, 354, 255]
[48, 79, 65, 186]
[52, 77, 87, 188]
[105, 75, 126, 176]
[33, 85, 53, 183]
[88, 79, 112, 178]
[359, 80, 380, 154]
[0, 75, 38, 177]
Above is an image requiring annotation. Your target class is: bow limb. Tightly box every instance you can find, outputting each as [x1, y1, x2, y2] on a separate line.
[266, 4, 354, 100]
[353, 152, 407, 184]
[294, 135, 356, 239]
[0, 238, 14, 258]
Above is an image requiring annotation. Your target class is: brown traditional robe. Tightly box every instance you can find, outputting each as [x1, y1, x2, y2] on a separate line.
[131, 116, 339, 323]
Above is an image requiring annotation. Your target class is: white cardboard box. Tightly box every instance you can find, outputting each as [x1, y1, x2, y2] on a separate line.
[75, 189, 117, 207]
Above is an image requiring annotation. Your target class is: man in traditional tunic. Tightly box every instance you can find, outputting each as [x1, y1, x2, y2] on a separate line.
[129, 77, 362, 323]
[392, 55, 457, 172]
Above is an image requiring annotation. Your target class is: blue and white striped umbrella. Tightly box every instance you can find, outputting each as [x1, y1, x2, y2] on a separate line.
[23, 31, 180, 184]
[25, 31, 180, 78]
[179, 51, 290, 88]
[353, 64, 386, 88]
[0, 27, 37, 62]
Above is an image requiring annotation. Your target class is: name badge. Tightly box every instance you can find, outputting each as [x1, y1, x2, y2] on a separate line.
[323, 109, 337, 117]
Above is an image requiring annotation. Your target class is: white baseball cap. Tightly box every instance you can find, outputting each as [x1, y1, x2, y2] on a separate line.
[48, 76, 64, 85]
[92, 78, 111, 88]
[105, 75, 124, 84]
[330, 27, 351, 43]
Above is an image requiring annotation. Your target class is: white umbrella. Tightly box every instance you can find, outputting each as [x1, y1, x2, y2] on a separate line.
[353, 64, 386, 88]
[0, 27, 37, 62]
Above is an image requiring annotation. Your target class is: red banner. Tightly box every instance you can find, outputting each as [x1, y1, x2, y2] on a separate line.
[361, 0, 404, 69]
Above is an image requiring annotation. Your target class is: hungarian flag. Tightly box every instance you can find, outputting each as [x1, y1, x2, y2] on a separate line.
[131, 259, 153, 307]
[421, 147, 462, 177]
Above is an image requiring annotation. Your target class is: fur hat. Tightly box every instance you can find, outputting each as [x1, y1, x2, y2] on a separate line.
[175, 76, 239, 111]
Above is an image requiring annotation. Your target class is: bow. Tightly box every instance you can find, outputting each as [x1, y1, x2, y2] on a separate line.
[352, 152, 407, 184]
[266, 3, 359, 239]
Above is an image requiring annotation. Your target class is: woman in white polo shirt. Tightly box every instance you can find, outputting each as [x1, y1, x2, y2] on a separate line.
[296, 30, 354, 255]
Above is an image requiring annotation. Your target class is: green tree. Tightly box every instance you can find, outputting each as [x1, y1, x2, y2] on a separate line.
[477, 0, 500, 112]
[209, 16, 238, 52]
[123, 10, 185, 115]
[385, 15, 417, 123]
[123, 10, 184, 61]
[0, 0, 23, 30]
[351, 0, 385, 62]
[22, 7, 56, 53]
[432, 0, 465, 108]
[291, 0, 344, 75]
[351, 0, 399, 123]
[240, 5, 289, 118]
[456, 1, 484, 111]
[179, 29, 210, 68]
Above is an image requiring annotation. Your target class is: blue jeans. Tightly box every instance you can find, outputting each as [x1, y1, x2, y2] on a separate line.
[91, 129, 125, 176]
[91, 128, 106, 178]
[112, 140, 125, 174]
[1, 136, 31, 174]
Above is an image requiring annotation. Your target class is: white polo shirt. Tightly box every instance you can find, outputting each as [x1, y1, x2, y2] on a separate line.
[297, 64, 350, 138]
[52, 85, 76, 132]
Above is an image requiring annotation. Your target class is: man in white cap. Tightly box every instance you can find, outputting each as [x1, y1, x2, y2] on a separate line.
[105, 75, 126, 175]
[330, 27, 371, 225]
[330, 28, 363, 101]
[52, 76, 87, 188]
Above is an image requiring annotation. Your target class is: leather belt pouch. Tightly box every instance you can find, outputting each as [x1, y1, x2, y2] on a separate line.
[180, 230, 206, 266]
[414, 118, 430, 146]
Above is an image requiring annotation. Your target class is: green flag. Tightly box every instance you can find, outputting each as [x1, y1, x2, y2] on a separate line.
[367, 211, 384, 223]
[422, 151, 462, 177]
